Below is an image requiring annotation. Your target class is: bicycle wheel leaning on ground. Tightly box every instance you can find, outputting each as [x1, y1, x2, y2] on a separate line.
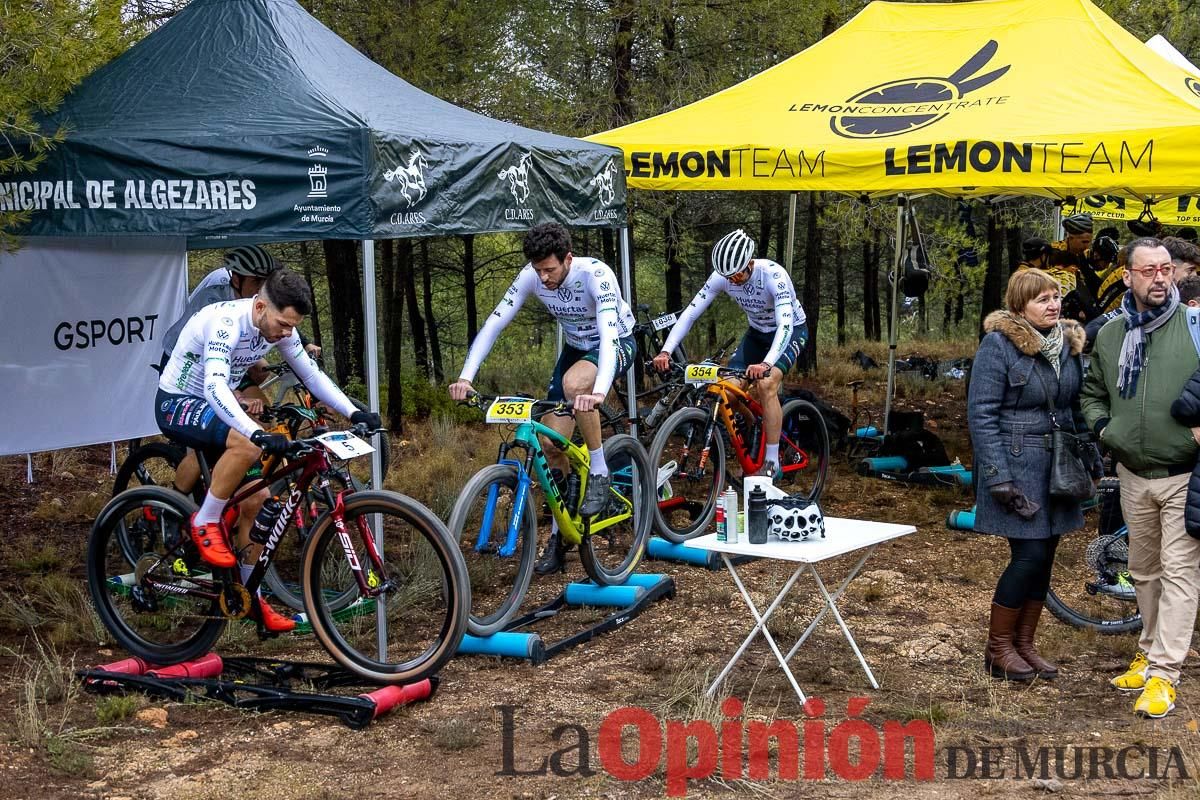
[88, 486, 226, 665]
[579, 434, 656, 586]
[1045, 525, 1141, 634]
[777, 398, 830, 503]
[300, 490, 470, 685]
[446, 463, 538, 637]
[648, 406, 725, 543]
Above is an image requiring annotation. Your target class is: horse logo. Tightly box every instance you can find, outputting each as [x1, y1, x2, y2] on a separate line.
[383, 147, 429, 208]
[589, 161, 617, 206]
[498, 152, 534, 205]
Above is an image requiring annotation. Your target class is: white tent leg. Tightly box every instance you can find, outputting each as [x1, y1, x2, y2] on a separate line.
[1053, 202, 1064, 240]
[785, 193, 798, 274]
[26, 453, 33, 484]
[361, 239, 387, 657]
[619, 226, 638, 439]
[883, 197, 908, 436]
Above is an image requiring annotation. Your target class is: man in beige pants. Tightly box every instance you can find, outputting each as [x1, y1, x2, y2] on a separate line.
[1082, 237, 1200, 719]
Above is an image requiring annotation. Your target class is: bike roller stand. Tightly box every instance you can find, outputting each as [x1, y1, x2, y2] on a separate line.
[857, 456, 973, 489]
[456, 573, 675, 665]
[78, 653, 436, 729]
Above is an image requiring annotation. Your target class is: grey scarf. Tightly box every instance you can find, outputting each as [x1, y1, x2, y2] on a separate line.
[1034, 322, 1065, 377]
[1118, 285, 1180, 399]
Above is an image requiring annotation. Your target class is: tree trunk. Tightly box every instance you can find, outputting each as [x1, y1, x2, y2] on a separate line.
[611, 0, 634, 126]
[420, 239, 443, 383]
[462, 234, 478, 344]
[663, 210, 684, 314]
[802, 193, 821, 370]
[322, 240, 364, 386]
[381, 239, 396, 364]
[979, 207, 1005, 334]
[774, 194, 788, 265]
[399, 239, 428, 377]
[869, 229, 883, 340]
[386, 251, 406, 434]
[834, 244, 846, 346]
[300, 241, 323, 353]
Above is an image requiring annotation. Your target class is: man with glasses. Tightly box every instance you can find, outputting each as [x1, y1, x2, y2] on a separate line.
[652, 229, 807, 479]
[1082, 238, 1200, 719]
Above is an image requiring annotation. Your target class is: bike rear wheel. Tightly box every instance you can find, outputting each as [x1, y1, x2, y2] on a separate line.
[580, 434, 655, 585]
[88, 486, 226, 664]
[648, 406, 724, 543]
[1046, 525, 1141, 634]
[301, 491, 469, 684]
[447, 464, 537, 637]
[112, 442, 198, 564]
[777, 399, 831, 503]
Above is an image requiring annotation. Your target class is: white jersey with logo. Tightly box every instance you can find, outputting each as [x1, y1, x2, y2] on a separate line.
[158, 298, 356, 439]
[193, 267, 231, 295]
[458, 256, 636, 396]
[661, 259, 807, 366]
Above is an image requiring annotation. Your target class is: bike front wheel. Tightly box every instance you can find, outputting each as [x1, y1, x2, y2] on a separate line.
[648, 406, 724, 543]
[301, 491, 470, 684]
[88, 486, 226, 664]
[1046, 526, 1141, 634]
[777, 399, 831, 503]
[580, 434, 655, 585]
[447, 464, 537, 637]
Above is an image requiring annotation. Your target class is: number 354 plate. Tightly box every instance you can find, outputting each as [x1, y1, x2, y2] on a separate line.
[486, 397, 535, 424]
[684, 364, 721, 385]
[316, 431, 376, 459]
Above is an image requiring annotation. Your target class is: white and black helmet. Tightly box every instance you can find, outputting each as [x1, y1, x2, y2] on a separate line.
[223, 245, 281, 278]
[711, 229, 756, 277]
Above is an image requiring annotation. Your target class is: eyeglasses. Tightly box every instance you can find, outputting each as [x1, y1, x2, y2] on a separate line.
[1128, 265, 1175, 278]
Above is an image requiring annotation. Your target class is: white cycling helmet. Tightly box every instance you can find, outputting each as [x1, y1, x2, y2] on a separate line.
[223, 245, 281, 278]
[711, 229, 756, 277]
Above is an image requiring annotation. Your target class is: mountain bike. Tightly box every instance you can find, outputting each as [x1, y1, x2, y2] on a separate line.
[89, 423, 470, 684]
[446, 393, 655, 636]
[648, 363, 830, 541]
[112, 403, 355, 613]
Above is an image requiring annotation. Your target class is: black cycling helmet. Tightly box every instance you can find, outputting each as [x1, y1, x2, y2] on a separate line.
[223, 245, 281, 278]
[1062, 213, 1094, 235]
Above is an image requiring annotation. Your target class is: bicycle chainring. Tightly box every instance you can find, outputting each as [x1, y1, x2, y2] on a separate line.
[219, 583, 253, 619]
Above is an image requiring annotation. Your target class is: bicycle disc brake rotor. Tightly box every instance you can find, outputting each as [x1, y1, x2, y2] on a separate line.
[1085, 532, 1128, 575]
[219, 584, 253, 619]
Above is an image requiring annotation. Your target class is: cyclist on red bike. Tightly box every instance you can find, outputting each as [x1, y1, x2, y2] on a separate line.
[652, 229, 808, 479]
[156, 268, 379, 631]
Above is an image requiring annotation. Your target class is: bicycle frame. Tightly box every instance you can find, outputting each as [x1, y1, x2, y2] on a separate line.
[696, 379, 812, 476]
[478, 418, 634, 550]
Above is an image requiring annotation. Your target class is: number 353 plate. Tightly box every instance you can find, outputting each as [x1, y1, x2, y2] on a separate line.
[486, 397, 535, 424]
[317, 431, 376, 459]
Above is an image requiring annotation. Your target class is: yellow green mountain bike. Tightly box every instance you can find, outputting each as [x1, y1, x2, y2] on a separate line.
[448, 394, 655, 636]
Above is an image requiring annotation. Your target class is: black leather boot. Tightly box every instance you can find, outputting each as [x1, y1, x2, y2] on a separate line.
[534, 531, 569, 576]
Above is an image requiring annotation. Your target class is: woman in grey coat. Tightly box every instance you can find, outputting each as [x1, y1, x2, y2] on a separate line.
[969, 268, 1091, 682]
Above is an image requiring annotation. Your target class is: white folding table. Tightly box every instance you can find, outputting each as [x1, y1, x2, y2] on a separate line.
[687, 518, 917, 704]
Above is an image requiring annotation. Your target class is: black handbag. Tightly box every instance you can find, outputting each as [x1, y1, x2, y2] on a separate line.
[1036, 370, 1095, 502]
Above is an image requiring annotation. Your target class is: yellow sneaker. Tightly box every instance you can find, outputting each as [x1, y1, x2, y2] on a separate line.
[1133, 676, 1176, 719]
[1111, 651, 1149, 692]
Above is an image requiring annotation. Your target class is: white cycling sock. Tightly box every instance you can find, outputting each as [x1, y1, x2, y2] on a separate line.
[195, 492, 228, 526]
[239, 562, 263, 597]
[765, 443, 780, 465]
[588, 447, 609, 476]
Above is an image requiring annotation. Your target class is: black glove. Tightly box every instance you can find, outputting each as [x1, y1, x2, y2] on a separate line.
[989, 481, 1042, 520]
[250, 429, 290, 455]
[350, 409, 382, 430]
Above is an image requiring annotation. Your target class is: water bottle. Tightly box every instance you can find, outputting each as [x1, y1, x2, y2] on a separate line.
[249, 497, 285, 545]
[644, 396, 671, 429]
[748, 486, 769, 544]
[724, 486, 739, 543]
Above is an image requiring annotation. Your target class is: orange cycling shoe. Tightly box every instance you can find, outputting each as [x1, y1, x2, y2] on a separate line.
[189, 516, 237, 568]
[254, 596, 296, 633]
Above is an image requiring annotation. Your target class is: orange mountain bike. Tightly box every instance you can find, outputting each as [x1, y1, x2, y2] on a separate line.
[648, 363, 829, 541]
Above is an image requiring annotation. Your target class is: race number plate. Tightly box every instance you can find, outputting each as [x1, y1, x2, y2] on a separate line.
[684, 364, 721, 385]
[486, 397, 535, 424]
[316, 431, 376, 459]
[651, 312, 678, 331]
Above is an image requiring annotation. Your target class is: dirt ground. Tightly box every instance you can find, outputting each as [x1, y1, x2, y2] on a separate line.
[3, 350, 1200, 800]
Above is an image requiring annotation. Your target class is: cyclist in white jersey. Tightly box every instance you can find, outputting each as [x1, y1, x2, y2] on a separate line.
[156, 268, 376, 631]
[653, 229, 808, 478]
[449, 222, 637, 574]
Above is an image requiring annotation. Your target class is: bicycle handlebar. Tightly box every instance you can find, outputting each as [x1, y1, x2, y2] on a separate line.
[460, 392, 573, 417]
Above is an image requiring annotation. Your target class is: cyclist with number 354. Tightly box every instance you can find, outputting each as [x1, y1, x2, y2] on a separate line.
[156, 268, 380, 632]
[448, 222, 637, 575]
[652, 229, 808, 479]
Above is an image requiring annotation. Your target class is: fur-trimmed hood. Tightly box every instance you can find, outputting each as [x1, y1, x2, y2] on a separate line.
[983, 310, 1085, 357]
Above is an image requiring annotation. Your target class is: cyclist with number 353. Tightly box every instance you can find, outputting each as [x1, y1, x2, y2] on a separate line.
[652, 229, 808, 480]
[156, 268, 379, 632]
[448, 222, 637, 575]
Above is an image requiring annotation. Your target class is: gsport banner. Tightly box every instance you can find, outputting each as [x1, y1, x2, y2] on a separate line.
[0, 237, 185, 455]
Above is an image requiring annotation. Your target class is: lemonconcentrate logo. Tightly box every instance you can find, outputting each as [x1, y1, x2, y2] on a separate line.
[827, 40, 1010, 139]
[1186, 77, 1200, 99]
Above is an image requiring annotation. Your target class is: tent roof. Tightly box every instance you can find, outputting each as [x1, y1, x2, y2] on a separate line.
[7, 0, 625, 243]
[588, 0, 1200, 199]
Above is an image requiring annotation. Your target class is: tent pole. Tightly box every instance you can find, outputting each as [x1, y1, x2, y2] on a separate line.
[884, 197, 907, 436]
[785, 193, 798, 273]
[361, 239, 387, 656]
[619, 226, 639, 439]
[1053, 201, 1064, 240]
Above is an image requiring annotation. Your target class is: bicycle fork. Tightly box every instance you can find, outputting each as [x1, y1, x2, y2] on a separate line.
[476, 445, 533, 560]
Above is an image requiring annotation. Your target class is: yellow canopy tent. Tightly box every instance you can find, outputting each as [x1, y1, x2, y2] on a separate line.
[588, 0, 1200, 200]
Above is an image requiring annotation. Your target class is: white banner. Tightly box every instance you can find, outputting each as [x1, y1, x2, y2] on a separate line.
[0, 237, 186, 455]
